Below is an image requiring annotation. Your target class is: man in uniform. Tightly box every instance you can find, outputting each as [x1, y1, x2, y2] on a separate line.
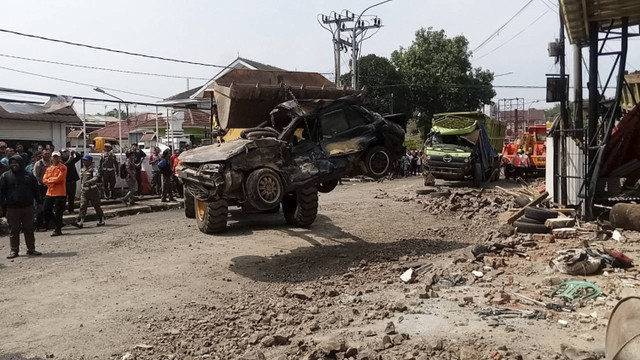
[73, 155, 105, 228]
[99, 143, 119, 199]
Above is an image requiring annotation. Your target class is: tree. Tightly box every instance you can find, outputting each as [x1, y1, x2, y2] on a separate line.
[96, 108, 127, 119]
[391, 28, 495, 135]
[340, 54, 410, 116]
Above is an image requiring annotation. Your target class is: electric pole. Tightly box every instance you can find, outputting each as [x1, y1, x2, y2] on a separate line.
[320, 0, 391, 89]
[320, 11, 355, 85]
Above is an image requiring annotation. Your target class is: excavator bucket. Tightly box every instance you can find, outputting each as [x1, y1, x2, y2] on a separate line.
[206, 69, 357, 129]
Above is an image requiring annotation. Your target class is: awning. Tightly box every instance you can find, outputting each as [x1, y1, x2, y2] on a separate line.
[66, 130, 84, 138]
[140, 133, 156, 141]
[560, 0, 640, 45]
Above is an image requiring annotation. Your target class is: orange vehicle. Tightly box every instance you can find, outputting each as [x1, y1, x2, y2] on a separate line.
[502, 124, 547, 178]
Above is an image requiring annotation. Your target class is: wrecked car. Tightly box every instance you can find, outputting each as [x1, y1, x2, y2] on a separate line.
[177, 69, 405, 234]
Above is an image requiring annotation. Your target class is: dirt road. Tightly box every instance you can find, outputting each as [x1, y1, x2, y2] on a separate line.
[0, 177, 630, 359]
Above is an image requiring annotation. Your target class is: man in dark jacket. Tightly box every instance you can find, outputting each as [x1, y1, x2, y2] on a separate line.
[0, 154, 42, 258]
[61, 149, 82, 213]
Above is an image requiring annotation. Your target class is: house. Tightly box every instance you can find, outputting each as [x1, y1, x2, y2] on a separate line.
[89, 109, 210, 149]
[159, 57, 285, 110]
[0, 96, 82, 151]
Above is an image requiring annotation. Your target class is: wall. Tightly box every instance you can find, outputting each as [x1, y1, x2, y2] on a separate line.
[0, 119, 66, 150]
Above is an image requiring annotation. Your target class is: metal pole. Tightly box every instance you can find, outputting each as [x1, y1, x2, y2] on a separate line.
[351, 0, 392, 90]
[573, 44, 583, 129]
[118, 102, 124, 194]
[586, 22, 599, 219]
[167, 108, 171, 149]
[155, 105, 159, 146]
[82, 99, 87, 155]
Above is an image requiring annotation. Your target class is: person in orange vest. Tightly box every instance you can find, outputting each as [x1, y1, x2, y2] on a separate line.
[42, 151, 67, 237]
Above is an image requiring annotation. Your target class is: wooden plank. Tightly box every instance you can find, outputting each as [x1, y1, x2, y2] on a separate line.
[507, 191, 549, 224]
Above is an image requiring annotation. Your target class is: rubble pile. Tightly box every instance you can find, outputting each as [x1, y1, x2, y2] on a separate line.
[418, 189, 511, 220]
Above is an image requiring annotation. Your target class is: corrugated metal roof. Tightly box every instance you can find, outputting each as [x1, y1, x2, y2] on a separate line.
[140, 133, 156, 141]
[560, 0, 640, 44]
[0, 96, 82, 124]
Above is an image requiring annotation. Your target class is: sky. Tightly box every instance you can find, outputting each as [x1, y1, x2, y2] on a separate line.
[0, 0, 639, 115]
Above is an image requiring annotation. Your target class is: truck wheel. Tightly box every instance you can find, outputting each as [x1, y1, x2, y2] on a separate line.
[195, 198, 228, 234]
[318, 180, 339, 193]
[184, 189, 195, 219]
[473, 163, 483, 187]
[283, 187, 318, 227]
[246, 168, 284, 211]
[364, 146, 392, 179]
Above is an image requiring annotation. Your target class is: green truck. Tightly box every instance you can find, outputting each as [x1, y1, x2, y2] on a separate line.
[422, 112, 505, 187]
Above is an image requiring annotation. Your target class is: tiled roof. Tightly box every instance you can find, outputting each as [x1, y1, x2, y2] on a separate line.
[164, 87, 200, 101]
[89, 110, 210, 139]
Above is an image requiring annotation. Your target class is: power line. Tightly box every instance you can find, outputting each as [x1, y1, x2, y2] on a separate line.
[0, 53, 210, 80]
[539, 0, 558, 13]
[472, 0, 535, 53]
[0, 64, 162, 99]
[475, 9, 551, 60]
[0, 28, 229, 68]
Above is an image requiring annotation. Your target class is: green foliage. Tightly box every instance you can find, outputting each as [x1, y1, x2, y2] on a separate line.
[404, 138, 423, 151]
[391, 28, 495, 136]
[98, 108, 127, 119]
[340, 54, 409, 115]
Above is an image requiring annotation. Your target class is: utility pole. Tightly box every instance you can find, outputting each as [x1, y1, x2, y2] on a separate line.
[320, 0, 391, 89]
[320, 11, 355, 85]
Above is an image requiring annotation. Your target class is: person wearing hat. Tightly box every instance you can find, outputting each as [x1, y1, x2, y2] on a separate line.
[61, 148, 82, 214]
[42, 151, 67, 236]
[0, 154, 43, 258]
[99, 143, 119, 199]
[73, 155, 104, 228]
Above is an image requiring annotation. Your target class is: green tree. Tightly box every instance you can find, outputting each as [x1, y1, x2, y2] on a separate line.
[391, 27, 495, 135]
[341, 54, 409, 115]
[98, 108, 127, 119]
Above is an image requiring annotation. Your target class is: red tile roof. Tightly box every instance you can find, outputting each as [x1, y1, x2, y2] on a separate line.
[89, 110, 210, 139]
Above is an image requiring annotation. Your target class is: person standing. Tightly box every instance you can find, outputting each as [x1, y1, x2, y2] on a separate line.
[73, 155, 105, 228]
[61, 149, 82, 213]
[149, 146, 162, 195]
[43, 151, 67, 237]
[410, 151, 418, 176]
[33, 149, 51, 231]
[0, 141, 7, 160]
[99, 143, 119, 199]
[170, 149, 183, 198]
[158, 149, 175, 202]
[0, 154, 43, 258]
[1, 147, 15, 166]
[121, 152, 138, 206]
[130, 144, 146, 195]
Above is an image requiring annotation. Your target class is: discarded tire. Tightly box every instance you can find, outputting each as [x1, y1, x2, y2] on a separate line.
[195, 198, 228, 234]
[514, 221, 550, 234]
[524, 207, 558, 221]
[283, 187, 318, 227]
[518, 216, 545, 225]
[184, 189, 195, 219]
[515, 195, 532, 208]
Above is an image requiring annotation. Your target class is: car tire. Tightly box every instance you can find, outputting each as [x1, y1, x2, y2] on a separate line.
[515, 195, 532, 208]
[518, 216, 545, 224]
[514, 221, 549, 234]
[318, 180, 339, 193]
[184, 189, 195, 219]
[195, 198, 228, 234]
[473, 163, 483, 187]
[283, 187, 318, 227]
[246, 168, 284, 211]
[364, 146, 392, 179]
[524, 207, 558, 221]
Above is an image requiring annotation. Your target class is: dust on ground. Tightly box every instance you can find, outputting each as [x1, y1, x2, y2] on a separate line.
[0, 177, 638, 360]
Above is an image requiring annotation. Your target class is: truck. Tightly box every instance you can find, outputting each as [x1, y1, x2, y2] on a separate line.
[422, 112, 505, 187]
[177, 69, 405, 234]
[501, 124, 548, 178]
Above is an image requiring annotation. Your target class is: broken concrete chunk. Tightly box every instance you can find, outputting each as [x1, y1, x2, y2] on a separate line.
[400, 268, 417, 283]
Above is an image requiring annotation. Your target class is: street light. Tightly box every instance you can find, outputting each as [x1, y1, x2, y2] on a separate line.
[351, 0, 393, 90]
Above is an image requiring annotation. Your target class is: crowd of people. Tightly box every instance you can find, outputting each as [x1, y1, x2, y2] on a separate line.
[0, 140, 186, 259]
[392, 150, 424, 178]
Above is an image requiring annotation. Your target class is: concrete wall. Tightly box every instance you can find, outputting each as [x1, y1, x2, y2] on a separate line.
[0, 119, 67, 150]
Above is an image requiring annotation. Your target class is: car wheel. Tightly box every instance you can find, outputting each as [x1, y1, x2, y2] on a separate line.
[283, 187, 318, 227]
[184, 189, 195, 219]
[246, 168, 284, 211]
[524, 207, 558, 221]
[365, 146, 392, 179]
[318, 179, 339, 193]
[473, 163, 483, 187]
[195, 198, 228, 234]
